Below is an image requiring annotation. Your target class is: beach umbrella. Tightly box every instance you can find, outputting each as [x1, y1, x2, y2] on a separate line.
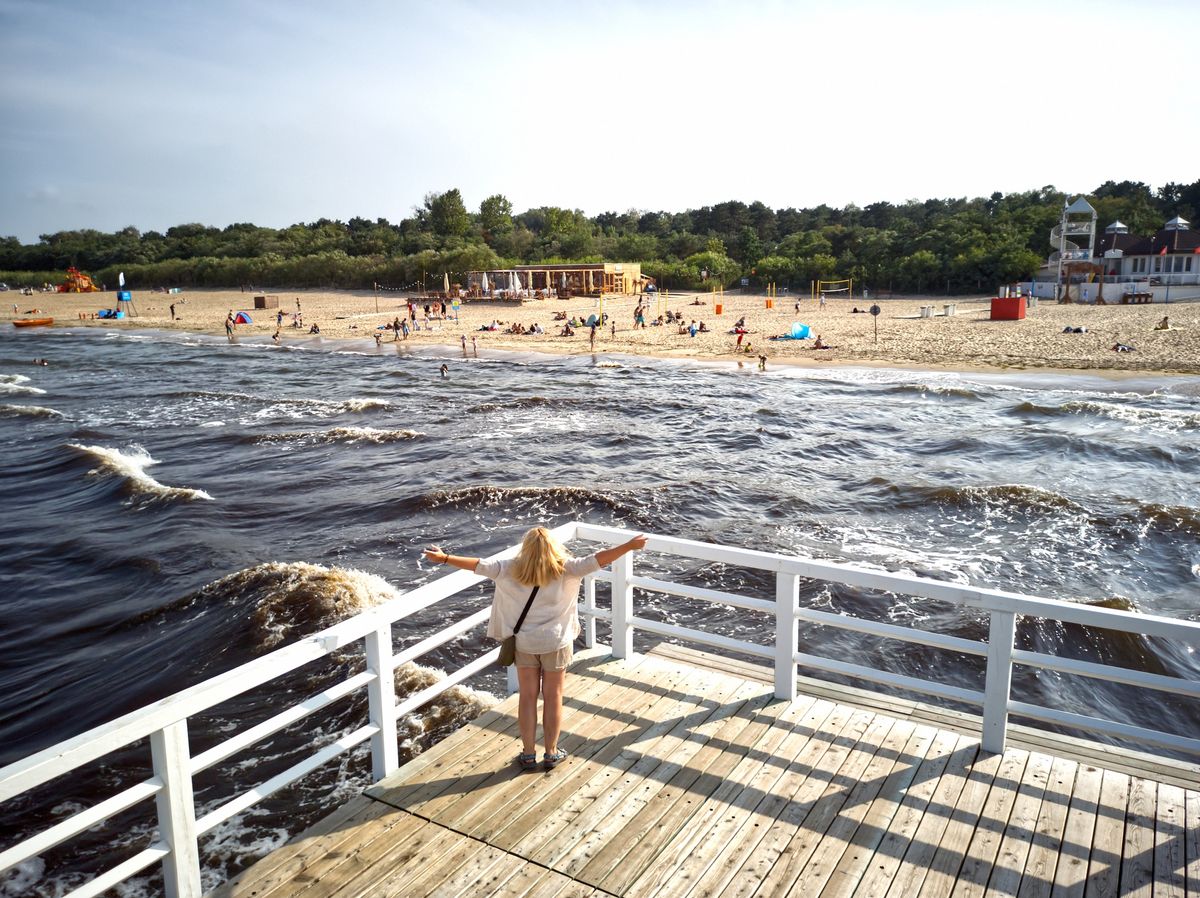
[443, 272, 449, 293]
[512, 271, 521, 293]
[561, 272, 567, 290]
[481, 272, 489, 293]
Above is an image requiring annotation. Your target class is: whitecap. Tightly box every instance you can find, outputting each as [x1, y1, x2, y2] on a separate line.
[68, 443, 215, 503]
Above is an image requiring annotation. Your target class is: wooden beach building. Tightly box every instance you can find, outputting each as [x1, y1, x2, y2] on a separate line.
[466, 263, 647, 298]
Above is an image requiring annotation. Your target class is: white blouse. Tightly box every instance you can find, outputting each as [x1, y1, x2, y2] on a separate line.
[478, 555, 602, 654]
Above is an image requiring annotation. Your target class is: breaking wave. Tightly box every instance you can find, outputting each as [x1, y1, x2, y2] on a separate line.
[171, 389, 392, 415]
[1013, 399, 1200, 431]
[886, 382, 981, 400]
[0, 403, 61, 419]
[251, 426, 423, 446]
[67, 443, 214, 503]
[0, 381, 46, 396]
[190, 561, 402, 649]
[468, 396, 587, 413]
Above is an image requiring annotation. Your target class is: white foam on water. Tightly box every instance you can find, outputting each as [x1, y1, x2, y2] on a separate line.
[0, 403, 61, 418]
[0, 373, 32, 384]
[0, 381, 47, 396]
[68, 443, 215, 503]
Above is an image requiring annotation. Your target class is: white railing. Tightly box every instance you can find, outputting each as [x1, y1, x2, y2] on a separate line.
[3, 521, 1199, 898]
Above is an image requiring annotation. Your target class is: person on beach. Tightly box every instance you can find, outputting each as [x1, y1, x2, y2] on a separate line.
[589, 322, 597, 349]
[423, 528, 647, 770]
[225, 314, 234, 341]
[374, 332, 382, 347]
[439, 363, 448, 377]
[471, 336, 478, 356]
[170, 303, 176, 320]
[276, 309, 283, 327]
[461, 334, 468, 353]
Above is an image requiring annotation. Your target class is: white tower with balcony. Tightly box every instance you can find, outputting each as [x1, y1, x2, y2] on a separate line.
[1052, 197, 1097, 300]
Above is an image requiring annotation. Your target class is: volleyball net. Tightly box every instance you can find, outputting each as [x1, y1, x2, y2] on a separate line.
[812, 278, 853, 301]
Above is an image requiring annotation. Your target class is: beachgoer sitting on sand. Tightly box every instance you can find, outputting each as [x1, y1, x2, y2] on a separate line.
[677, 324, 688, 335]
[734, 316, 746, 330]
[699, 321, 709, 333]
[309, 323, 320, 334]
[553, 311, 567, 321]
[1112, 342, 1136, 352]
[813, 334, 831, 350]
[560, 324, 575, 336]
[690, 299, 705, 306]
[652, 315, 664, 326]
[1155, 316, 1170, 330]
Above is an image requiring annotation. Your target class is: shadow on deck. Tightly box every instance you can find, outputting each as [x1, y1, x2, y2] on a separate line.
[208, 646, 1200, 898]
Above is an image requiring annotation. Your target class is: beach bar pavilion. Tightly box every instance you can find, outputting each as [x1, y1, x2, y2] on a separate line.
[465, 262, 645, 297]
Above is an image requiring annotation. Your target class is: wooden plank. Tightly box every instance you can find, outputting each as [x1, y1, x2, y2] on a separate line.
[817, 726, 961, 898]
[580, 688, 790, 892]
[910, 747, 1026, 898]
[1117, 777, 1157, 898]
[850, 733, 979, 898]
[1013, 755, 1078, 898]
[369, 652, 647, 812]
[393, 833, 491, 898]
[430, 850, 526, 898]
[437, 658, 692, 840]
[622, 692, 861, 898]
[718, 711, 894, 898]
[208, 796, 389, 898]
[384, 654, 672, 827]
[550, 678, 773, 880]
[665, 700, 856, 898]
[618, 695, 841, 898]
[975, 751, 1055, 898]
[1047, 763, 1103, 898]
[1186, 790, 1200, 898]
[1152, 783, 1186, 898]
[651, 643, 1200, 791]
[504, 666, 759, 860]
[946, 749, 1045, 898]
[714, 708, 879, 898]
[761, 719, 924, 897]
[290, 815, 439, 898]
[1083, 769, 1130, 898]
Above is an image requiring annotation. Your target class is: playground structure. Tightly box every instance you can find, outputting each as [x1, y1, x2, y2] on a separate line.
[1058, 261, 1106, 303]
[56, 267, 100, 293]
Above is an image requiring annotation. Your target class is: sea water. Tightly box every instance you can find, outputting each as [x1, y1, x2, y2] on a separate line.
[1, 327, 1198, 895]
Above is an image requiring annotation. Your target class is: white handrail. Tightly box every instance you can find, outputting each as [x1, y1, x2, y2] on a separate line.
[3, 519, 1198, 898]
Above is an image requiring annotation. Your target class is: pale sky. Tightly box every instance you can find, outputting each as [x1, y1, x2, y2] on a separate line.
[1, 0, 1197, 243]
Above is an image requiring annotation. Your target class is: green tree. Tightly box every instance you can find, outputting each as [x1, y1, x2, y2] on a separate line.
[479, 194, 513, 237]
[426, 189, 471, 237]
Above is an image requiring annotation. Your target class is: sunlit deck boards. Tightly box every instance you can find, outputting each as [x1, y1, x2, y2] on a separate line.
[209, 647, 1200, 898]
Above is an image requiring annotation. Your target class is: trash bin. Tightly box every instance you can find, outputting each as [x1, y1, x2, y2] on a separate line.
[714, 303, 723, 315]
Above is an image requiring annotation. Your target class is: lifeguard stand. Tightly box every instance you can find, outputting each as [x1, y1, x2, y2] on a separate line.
[1052, 197, 1097, 302]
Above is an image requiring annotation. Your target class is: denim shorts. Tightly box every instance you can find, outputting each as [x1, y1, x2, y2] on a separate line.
[514, 644, 573, 671]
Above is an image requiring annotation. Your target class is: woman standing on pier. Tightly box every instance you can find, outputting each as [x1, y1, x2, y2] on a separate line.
[425, 527, 646, 770]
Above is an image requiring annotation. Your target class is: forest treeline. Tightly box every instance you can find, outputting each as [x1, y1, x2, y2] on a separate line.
[2, 179, 1197, 295]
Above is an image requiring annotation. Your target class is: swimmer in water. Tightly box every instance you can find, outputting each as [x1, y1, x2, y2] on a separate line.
[440, 363, 449, 377]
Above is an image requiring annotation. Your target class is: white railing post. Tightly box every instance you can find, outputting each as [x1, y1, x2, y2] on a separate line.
[611, 551, 635, 659]
[982, 611, 1017, 753]
[775, 573, 799, 701]
[582, 575, 597, 648]
[150, 721, 202, 898]
[364, 624, 399, 781]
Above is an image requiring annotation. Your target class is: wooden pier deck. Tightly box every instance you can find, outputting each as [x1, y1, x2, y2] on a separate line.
[210, 646, 1200, 898]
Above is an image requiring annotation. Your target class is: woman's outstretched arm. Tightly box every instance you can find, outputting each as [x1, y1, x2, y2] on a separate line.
[594, 534, 648, 568]
[423, 545, 481, 572]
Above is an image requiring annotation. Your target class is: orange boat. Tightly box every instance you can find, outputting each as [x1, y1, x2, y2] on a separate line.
[13, 317, 54, 328]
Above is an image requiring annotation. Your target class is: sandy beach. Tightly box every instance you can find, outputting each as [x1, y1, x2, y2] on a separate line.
[13, 287, 1200, 375]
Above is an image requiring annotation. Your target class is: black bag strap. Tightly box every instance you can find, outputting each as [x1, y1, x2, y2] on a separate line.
[512, 585, 540, 635]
